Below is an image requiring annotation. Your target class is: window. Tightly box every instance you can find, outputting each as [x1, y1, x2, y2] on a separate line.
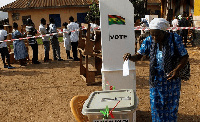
[49, 14, 61, 27]
[77, 13, 87, 23]
[12, 13, 20, 21]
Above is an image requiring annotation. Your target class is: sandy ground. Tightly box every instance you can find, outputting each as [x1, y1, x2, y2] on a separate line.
[0, 42, 199, 122]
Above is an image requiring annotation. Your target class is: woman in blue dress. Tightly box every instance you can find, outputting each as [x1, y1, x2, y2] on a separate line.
[124, 18, 189, 122]
[12, 22, 28, 66]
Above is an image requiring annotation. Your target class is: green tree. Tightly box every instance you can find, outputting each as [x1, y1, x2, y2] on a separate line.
[85, 0, 146, 23]
[85, 1, 100, 23]
[129, 0, 146, 22]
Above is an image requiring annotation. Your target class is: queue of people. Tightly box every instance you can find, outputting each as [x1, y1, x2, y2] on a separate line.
[138, 12, 193, 49]
[0, 16, 82, 68]
[171, 11, 193, 47]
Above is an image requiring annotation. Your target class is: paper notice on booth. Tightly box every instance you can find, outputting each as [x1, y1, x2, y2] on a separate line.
[123, 60, 129, 76]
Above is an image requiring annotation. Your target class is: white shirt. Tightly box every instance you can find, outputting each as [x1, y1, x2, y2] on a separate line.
[39, 24, 50, 41]
[0, 29, 7, 48]
[49, 23, 57, 33]
[63, 28, 71, 47]
[172, 19, 179, 31]
[67, 22, 79, 42]
[140, 23, 148, 35]
[90, 23, 98, 33]
[26, 26, 37, 44]
[63, 28, 70, 40]
[90, 23, 98, 40]
[172, 19, 179, 27]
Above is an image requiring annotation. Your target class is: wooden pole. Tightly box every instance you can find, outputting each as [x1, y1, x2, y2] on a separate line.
[161, 0, 164, 18]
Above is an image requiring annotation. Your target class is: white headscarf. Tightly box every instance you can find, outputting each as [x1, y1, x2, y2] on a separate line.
[149, 18, 169, 31]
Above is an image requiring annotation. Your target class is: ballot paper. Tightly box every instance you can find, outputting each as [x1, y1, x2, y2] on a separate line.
[123, 60, 129, 76]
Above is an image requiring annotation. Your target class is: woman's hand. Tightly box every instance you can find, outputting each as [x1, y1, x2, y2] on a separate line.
[123, 53, 131, 61]
[167, 69, 179, 81]
[167, 54, 189, 81]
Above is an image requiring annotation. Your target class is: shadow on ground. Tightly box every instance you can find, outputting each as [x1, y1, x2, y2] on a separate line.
[21, 60, 80, 69]
[0, 70, 48, 76]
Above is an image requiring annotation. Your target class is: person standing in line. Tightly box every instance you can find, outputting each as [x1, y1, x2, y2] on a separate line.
[90, 18, 98, 41]
[67, 16, 80, 61]
[39, 18, 51, 62]
[0, 24, 15, 69]
[172, 16, 179, 33]
[124, 18, 188, 122]
[179, 11, 189, 47]
[139, 19, 149, 46]
[26, 18, 40, 64]
[63, 22, 73, 59]
[12, 22, 28, 66]
[49, 18, 64, 61]
[188, 13, 193, 27]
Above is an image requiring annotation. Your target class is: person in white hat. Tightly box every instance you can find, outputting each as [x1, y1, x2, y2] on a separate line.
[124, 18, 189, 122]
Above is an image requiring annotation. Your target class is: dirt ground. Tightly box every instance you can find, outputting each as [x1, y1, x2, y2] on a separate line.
[0, 42, 199, 122]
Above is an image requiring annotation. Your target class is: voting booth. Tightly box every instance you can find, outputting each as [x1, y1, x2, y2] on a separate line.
[100, 0, 136, 95]
[100, 0, 137, 121]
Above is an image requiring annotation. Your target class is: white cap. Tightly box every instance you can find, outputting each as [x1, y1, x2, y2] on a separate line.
[149, 18, 169, 31]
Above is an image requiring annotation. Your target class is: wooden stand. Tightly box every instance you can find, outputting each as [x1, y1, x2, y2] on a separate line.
[78, 24, 102, 85]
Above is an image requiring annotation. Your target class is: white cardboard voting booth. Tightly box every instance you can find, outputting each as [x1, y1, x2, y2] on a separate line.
[100, 0, 137, 121]
[100, 0, 136, 92]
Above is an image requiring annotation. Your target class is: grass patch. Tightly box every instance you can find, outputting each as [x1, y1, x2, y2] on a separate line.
[37, 38, 43, 45]
[37, 37, 63, 45]
[10, 45, 13, 49]
[58, 37, 63, 42]
[9, 37, 64, 49]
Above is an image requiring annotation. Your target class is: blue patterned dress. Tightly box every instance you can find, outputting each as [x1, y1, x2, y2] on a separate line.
[138, 33, 188, 122]
[12, 30, 28, 60]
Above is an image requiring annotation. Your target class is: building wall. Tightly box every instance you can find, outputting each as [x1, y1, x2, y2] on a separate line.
[194, 0, 200, 26]
[147, 4, 161, 15]
[194, 0, 200, 16]
[162, 0, 194, 20]
[172, 0, 180, 16]
[161, 0, 167, 18]
[8, 7, 89, 31]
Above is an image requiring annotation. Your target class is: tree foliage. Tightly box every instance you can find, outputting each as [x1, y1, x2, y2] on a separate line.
[129, 0, 146, 22]
[85, 1, 100, 23]
[85, 0, 146, 23]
